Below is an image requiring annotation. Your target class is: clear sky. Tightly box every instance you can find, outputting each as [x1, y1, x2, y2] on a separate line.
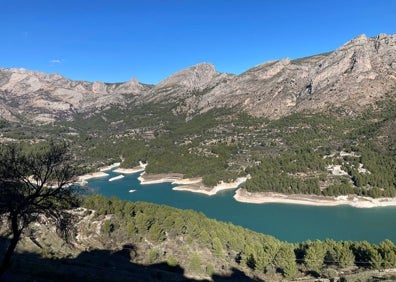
[1, 0, 395, 84]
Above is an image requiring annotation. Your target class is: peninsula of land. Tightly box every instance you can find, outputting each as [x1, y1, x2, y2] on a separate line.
[138, 171, 247, 196]
[78, 163, 396, 208]
[138, 171, 396, 208]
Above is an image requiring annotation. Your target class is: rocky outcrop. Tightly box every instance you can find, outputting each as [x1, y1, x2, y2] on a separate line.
[294, 33, 396, 114]
[144, 63, 236, 116]
[0, 69, 151, 123]
[0, 33, 395, 123]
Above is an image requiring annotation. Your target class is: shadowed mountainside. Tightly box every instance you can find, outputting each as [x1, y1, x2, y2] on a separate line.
[0, 237, 257, 282]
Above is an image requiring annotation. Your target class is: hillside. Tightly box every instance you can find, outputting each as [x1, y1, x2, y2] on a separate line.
[2, 196, 396, 281]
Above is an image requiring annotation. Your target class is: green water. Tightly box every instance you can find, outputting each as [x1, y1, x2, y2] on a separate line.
[88, 170, 396, 243]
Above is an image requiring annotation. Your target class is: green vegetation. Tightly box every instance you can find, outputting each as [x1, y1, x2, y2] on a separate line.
[1, 97, 394, 196]
[82, 195, 396, 280]
[242, 100, 396, 197]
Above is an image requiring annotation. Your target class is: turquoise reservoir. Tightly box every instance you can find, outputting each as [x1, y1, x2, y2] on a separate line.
[88, 171, 396, 243]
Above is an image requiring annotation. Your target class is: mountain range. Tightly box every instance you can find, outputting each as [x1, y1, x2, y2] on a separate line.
[0, 33, 395, 124]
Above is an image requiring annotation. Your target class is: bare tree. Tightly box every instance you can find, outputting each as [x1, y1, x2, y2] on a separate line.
[0, 142, 80, 276]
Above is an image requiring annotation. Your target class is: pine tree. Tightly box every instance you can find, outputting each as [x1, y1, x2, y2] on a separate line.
[304, 240, 326, 274]
[0, 142, 80, 276]
[274, 244, 299, 279]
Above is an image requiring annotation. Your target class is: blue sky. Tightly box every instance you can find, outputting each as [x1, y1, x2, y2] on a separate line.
[1, 0, 395, 84]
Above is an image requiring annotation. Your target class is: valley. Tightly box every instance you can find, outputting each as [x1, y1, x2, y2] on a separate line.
[1, 33, 396, 281]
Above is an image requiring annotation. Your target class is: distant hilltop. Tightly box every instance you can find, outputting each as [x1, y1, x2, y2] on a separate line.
[0, 33, 395, 124]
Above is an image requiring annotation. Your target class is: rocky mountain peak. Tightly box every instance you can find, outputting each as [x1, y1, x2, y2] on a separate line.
[92, 81, 107, 94]
[155, 63, 217, 90]
[144, 62, 224, 105]
[348, 33, 368, 44]
[128, 77, 139, 86]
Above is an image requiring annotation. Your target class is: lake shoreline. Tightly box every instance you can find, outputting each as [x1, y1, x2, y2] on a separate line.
[113, 161, 147, 174]
[77, 171, 109, 185]
[173, 177, 248, 196]
[138, 172, 185, 185]
[78, 162, 146, 185]
[138, 171, 247, 195]
[234, 188, 396, 208]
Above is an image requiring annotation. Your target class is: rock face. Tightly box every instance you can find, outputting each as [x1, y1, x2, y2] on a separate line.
[0, 33, 395, 123]
[145, 63, 236, 116]
[0, 69, 151, 123]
